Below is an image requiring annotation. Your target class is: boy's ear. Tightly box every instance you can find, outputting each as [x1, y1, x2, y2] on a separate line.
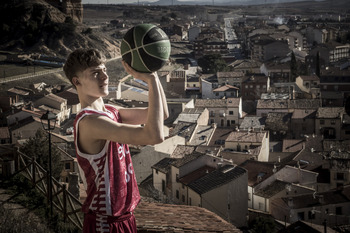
[72, 77, 80, 86]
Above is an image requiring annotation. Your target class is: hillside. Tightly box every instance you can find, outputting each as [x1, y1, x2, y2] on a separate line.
[0, 0, 120, 59]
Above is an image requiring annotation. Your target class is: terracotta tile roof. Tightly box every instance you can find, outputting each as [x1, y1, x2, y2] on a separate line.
[44, 93, 66, 103]
[226, 131, 266, 143]
[188, 165, 246, 195]
[188, 125, 216, 146]
[239, 116, 266, 130]
[282, 139, 304, 152]
[257, 99, 288, 109]
[228, 59, 262, 69]
[242, 74, 268, 84]
[240, 160, 275, 187]
[152, 158, 177, 174]
[56, 87, 80, 105]
[288, 99, 321, 109]
[292, 136, 324, 170]
[280, 187, 350, 209]
[213, 84, 239, 92]
[254, 179, 288, 198]
[170, 122, 197, 140]
[219, 151, 253, 165]
[282, 220, 337, 233]
[265, 112, 292, 132]
[195, 98, 240, 108]
[179, 165, 216, 185]
[171, 151, 205, 168]
[171, 145, 196, 158]
[195, 145, 221, 155]
[323, 140, 350, 152]
[208, 128, 234, 146]
[257, 99, 321, 109]
[134, 201, 242, 232]
[316, 107, 345, 118]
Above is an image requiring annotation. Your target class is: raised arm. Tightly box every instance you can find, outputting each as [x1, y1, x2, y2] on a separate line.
[118, 72, 169, 125]
[78, 62, 165, 148]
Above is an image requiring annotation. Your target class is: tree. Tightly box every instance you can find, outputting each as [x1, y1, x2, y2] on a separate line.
[198, 54, 229, 74]
[315, 51, 320, 77]
[20, 129, 63, 180]
[250, 216, 276, 233]
[290, 51, 298, 82]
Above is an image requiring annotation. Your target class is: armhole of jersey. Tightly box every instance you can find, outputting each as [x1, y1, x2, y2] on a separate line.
[75, 112, 110, 160]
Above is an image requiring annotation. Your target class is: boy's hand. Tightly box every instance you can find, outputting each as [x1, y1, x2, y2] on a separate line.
[122, 61, 158, 83]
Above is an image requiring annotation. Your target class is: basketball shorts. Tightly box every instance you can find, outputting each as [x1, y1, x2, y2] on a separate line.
[83, 211, 137, 233]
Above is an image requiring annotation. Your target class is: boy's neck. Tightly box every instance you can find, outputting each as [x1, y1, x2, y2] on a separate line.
[81, 97, 106, 112]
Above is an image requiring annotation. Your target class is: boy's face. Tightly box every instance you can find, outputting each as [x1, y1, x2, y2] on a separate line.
[75, 64, 109, 98]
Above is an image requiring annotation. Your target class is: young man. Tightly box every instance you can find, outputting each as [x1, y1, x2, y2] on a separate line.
[63, 48, 168, 233]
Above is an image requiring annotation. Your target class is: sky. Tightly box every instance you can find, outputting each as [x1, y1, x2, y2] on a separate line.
[82, 0, 224, 3]
[82, 0, 160, 3]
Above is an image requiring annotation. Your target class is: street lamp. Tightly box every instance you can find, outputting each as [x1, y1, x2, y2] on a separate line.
[40, 110, 57, 219]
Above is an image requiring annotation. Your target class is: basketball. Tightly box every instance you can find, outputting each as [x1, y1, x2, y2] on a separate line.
[120, 24, 171, 73]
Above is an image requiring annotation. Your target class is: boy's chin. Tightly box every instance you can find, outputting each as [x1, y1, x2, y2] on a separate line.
[102, 91, 109, 97]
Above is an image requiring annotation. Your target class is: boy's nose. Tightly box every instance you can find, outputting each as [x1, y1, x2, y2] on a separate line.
[101, 72, 108, 80]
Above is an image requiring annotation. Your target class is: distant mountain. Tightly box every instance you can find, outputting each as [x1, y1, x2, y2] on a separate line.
[138, 0, 322, 6]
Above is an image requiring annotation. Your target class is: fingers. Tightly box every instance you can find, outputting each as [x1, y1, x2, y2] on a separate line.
[122, 60, 134, 74]
[122, 60, 157, 82]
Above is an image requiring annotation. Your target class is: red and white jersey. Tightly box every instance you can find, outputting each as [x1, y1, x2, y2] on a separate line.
[74, 105, 140, 217]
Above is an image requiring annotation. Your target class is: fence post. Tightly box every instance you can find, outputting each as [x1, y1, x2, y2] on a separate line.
[13, 147, 20, 171]
[32, 156, 36, 188]
[63, 183, 67, 222]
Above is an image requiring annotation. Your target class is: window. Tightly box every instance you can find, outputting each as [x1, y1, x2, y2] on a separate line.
[331, 120, 336, 125]
[229, 111, 234, 115]
[65, 163, 71, 170]
[320, 120, 325, 125]
[336, 206, 342, 215]
[176, 190, 179, 199]
[259, 203, 264, 210]
[308, 211, 315, 219]
[337, 173, 344, 181]
[298, 212, 305, 220]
